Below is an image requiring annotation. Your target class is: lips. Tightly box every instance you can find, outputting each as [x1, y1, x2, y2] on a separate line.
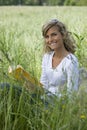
[49, 42, 57, 46]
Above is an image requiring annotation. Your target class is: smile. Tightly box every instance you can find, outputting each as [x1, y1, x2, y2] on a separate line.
[49, 42, 57, 46]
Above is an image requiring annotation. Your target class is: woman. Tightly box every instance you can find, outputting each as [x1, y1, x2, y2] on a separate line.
[40, 19, 79, 97]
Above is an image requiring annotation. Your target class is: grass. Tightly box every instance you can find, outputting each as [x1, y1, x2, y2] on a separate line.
[0, 6, 87, 130]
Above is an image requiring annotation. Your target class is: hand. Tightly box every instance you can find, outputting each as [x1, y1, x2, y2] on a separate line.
[8, 65, 15, 73]
[8, 65, 23, 73]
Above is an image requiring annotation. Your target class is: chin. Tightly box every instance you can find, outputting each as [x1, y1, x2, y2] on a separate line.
[50, 47, 57, 50]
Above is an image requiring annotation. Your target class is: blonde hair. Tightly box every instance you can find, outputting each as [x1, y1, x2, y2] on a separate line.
[42, 19, 76, 54]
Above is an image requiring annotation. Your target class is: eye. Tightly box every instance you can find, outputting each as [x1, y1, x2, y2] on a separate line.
[52, 33, 57, 36]
[45, 35, 49, 39]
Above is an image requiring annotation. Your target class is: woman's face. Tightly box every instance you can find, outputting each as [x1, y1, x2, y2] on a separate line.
[44, 26, 64, 51]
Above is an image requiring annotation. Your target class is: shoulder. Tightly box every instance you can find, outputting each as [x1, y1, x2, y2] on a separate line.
[42, 51, 54, 59]
[66, 53, 78, 65]
[41, 51, 54, 65]
[63, 53, 79, 71]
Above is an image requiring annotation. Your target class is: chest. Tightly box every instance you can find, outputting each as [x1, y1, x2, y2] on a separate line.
[52, 57, 62, 68]
[45, 64, 67, 85]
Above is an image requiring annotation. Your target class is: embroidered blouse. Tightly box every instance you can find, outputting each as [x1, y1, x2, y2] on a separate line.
[40, 51, 79, 96]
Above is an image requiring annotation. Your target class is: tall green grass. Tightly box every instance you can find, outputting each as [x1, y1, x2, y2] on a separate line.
[0, 6, 87, 130]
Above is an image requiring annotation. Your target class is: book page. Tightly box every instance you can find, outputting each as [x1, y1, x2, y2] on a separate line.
[8, 65, 43, 93]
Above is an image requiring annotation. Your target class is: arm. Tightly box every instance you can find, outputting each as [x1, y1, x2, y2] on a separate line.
[66, 60, 79, 94]
[40, 55, 48, 90]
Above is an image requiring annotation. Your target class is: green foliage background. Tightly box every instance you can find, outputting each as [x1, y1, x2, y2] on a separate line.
[0, 6, 87, 130]
[0, 6, 87, 79]
[0, 0, 87, 5]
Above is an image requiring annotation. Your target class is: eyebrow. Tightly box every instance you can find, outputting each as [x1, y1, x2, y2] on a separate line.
[46, 31, 58, 36]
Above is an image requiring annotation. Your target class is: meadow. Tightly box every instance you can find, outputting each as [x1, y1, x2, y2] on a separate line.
[0, 6, 87, 130]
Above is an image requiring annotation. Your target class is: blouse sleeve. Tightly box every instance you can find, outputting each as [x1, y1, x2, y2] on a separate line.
[40, 55, 48, 89]
[66, 59, 79, 94]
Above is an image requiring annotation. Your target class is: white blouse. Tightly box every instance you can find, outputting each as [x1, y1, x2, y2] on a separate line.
[40, 51, 79, 96]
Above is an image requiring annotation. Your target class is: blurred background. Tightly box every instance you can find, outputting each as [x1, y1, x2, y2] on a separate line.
[0, 0, 87, 6]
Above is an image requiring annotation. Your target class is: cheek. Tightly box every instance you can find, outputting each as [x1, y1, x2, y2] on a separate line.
[57, 34, 61, 38]
[57, 35, 63, 42]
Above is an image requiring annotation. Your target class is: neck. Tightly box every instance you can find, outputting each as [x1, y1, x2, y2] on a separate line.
[53, 48, 69, 59]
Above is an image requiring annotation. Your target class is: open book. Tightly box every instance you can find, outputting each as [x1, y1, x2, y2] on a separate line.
[8, 65, 43, 93]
